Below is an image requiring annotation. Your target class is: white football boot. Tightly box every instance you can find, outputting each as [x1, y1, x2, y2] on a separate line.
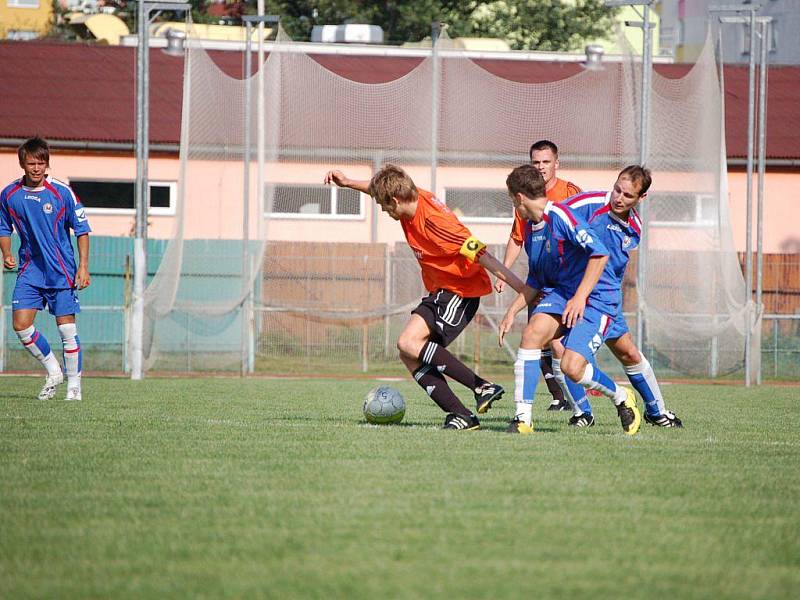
[65, 386, 82, 401]
[38, 372, 64, 400]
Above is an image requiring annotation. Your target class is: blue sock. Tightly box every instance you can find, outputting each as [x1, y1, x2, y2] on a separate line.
[514, 348, 541, 425]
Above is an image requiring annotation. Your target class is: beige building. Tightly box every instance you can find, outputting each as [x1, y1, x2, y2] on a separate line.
[0, 0, 51, 39]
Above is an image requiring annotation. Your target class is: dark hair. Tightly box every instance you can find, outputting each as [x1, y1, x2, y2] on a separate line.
[368, 164, 417, 205]
[18, 136, 50, 165]
[618, 165, 652, 195]
[506, 164, 547, 200]
[528, 139, 558, 160]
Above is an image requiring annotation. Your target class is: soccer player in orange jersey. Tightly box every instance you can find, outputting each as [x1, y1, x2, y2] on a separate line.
[325, 165, 534, 430]
[496, 140, 581, 412]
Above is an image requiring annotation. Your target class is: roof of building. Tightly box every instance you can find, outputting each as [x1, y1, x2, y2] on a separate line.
[0, 40, 797, 162]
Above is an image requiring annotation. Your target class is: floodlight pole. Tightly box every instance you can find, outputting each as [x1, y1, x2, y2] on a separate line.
[712, 4, 762, 386]
[132, 0, 190, 380]
[612, 1, 655, 355]
[242, 14, 279, 376]
[755, 18, 771, 385]
[431, 22, 443, 196]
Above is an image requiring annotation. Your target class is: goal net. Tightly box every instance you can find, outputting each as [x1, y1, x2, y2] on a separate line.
[136, 24, 757, 379]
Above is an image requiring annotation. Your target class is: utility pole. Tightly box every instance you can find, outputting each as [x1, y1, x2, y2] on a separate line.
[131, 1, 190, 380]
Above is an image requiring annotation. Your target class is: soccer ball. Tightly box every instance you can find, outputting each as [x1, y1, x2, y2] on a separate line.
[363, 386, 405, 425]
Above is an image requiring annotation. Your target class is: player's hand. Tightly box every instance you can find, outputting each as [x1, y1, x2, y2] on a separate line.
[74, 266, 91, 290]
[323, 170, 349, 188]
[499, 311, 515, 347]
[2, 255, 16, 270]
[495, 279, 506, 293]
[562, 294, 587, 329]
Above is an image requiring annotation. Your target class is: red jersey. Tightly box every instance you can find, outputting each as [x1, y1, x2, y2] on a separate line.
[509, 178, 582, 245]
[401, 189, 492, 298]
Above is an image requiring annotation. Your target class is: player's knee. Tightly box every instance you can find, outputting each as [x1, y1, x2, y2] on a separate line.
[396, 333, 423, 359]
[12, 315, 34, 332]
[613, 344, 641, 365]
[560, 354, 585, 382]
[620, 349, 642, 365]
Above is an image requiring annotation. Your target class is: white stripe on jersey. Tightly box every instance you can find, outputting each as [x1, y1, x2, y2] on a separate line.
[630, 209, 643, 231]
[50, 177, 79, 206]
[567, 191, 610, 210]
[548, 204, 577, 232]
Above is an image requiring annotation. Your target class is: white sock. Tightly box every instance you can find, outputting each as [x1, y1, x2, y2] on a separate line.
[16, 326, 61, 377]
[624, 356, 665, 415]
[58, 323, 81, 389]
[578, 363, 627, 405]
[552, 358, 579, 415]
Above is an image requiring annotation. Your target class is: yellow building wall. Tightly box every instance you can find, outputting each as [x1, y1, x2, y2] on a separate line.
[0, 0, 52, 39]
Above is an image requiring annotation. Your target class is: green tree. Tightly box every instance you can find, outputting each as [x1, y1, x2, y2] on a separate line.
[260, 1, 617, 50]
[466, 1, 617, 51]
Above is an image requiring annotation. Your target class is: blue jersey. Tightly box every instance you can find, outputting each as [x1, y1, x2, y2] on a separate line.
[524, 201, 619, 315]
[0, 176, 91, 289]
[564, 191, 641, 291]
[522, 219, 559, 291]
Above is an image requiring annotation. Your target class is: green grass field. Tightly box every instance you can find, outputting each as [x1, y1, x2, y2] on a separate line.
[1, 375, 799, 599]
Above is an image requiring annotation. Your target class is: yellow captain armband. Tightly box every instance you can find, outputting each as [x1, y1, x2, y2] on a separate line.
[459, 236, 487, 263]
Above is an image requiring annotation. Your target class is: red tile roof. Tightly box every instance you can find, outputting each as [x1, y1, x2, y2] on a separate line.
[1, 40, 797, 161]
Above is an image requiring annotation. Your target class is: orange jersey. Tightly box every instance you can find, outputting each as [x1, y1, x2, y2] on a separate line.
[401, 189, 492, 298]
[509, 178, 582, 245]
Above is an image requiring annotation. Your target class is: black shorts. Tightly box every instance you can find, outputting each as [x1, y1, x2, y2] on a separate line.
[412, 289, 480, 347]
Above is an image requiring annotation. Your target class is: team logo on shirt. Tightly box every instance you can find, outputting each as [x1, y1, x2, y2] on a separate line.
[545, 239, 551, 253]
[622, 235, 632, 248]
[42, 202, 53, 214]
[576, 229, 594, 248]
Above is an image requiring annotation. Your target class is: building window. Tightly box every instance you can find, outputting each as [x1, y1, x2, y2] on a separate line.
[648, 192, 716, 227]
[68, 179, 176, 215]
[266, 184, 363, 219]
[6, 30, 38, 39]
[7, 0, 40, 7]
[443, 188, 512, 222]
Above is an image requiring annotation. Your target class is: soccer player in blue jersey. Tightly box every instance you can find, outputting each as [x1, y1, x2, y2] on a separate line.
[1, 137, 91, 401]
[496, 164, 641, 435]
[550, 166, 683, 428]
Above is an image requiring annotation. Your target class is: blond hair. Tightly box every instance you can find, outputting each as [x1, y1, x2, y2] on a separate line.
[368, 164, 418, 205]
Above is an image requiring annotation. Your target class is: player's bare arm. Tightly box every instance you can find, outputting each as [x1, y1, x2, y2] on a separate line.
[562, 255, 608, 328]
[495, 237, 522, 293]
[323, 170, 370, 194]
[75, 234, 91, 289]
[1, 236, 16, 269]
[498, 290, 530, 346]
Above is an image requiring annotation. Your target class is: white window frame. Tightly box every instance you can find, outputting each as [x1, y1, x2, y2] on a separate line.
[266, 184, 365, 221]
[68, 179, 177, 216]
[443, 187, 514, 225]
[649, 193, 716, 229]
[7, 0, 40, 8]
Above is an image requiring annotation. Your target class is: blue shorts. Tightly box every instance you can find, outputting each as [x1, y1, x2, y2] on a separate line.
[12, 280, 81, 317]
[562, 307, 614, 362]
[532, 290, 613, 362]
[606, 312, 629, 340]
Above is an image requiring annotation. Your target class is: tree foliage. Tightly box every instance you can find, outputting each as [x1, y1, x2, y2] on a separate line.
[258, 0, 618, 50]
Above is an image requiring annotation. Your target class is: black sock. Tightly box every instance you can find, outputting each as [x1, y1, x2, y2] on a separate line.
[418, 341, 484, 391]
[413, 365, 472, 416]
[541, 352, 564, 402]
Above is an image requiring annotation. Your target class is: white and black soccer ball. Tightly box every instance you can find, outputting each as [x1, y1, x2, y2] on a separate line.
[363, 386, 405, 425]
